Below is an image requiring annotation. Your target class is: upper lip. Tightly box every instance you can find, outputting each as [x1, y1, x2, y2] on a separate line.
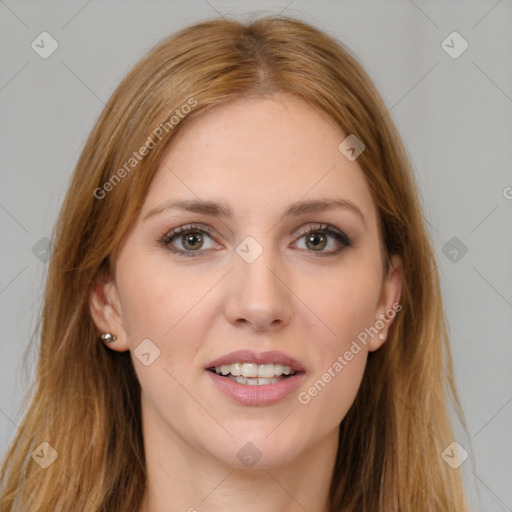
[206, 349, 306, 372]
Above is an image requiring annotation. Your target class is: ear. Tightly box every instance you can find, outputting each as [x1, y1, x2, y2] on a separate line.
[368, 253, 403, 352]
[89, 270, 130, 352]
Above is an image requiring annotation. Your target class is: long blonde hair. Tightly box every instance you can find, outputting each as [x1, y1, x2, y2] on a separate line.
[0, 14, 469, 511]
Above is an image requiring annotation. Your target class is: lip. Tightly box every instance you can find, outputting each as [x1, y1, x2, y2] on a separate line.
[206, 370, 307, 406]
[205, 349, 306, 372]
[205, 349, 307, 406]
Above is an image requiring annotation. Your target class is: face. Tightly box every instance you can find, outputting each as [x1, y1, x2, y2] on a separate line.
[90, 94, 402, 470]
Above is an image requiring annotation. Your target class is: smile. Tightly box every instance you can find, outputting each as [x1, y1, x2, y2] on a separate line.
[210, 362, 296, 385]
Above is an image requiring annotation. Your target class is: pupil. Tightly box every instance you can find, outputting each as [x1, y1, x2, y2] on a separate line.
[307, 232, 326, 250]
[184, 232, 202, 250]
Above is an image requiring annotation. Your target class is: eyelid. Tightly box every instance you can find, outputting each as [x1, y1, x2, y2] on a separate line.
[157, 222, 211, 249]
[295, 222, 348, 241]
[165, 222, 213, 237]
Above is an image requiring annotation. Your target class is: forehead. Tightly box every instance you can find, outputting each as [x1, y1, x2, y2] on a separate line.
[143, 94, 377, 225]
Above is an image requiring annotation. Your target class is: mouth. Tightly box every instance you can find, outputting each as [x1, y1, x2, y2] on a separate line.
[205, 349, 307, 404]
[205, 356, 307, 406]
[207, 362, 302, 386]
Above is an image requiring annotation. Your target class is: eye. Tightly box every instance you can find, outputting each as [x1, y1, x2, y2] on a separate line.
[158, 222, 353, 259]
[293, 223, 353, 256]
[158, 224, 216, 258]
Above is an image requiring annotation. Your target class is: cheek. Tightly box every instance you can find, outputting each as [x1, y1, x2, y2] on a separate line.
[297, 282, 376, 429]
[115, 248, 206, 342]
[298, 351, 367, 420]
[114, 251, 209, 405]
[295, 254, 381, 422]
[114, 247, 220, 395]
[306, 252, 383, 349]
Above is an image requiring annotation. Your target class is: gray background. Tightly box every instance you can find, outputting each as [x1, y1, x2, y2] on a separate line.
[1, 1, 511, 510]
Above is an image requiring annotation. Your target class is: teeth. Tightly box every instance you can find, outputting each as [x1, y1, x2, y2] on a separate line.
[213, 362, 296, 378]
[232, 375, 282, 385]
[242, 363, 258, 378]
[274, 364, 284, 376]
[230, 362, 242, 376]
[258, 364, 275, 378]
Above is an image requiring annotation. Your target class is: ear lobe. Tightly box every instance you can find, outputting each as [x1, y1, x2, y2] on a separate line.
[89, 273, 129, 352]
[368, 254, 403, 352]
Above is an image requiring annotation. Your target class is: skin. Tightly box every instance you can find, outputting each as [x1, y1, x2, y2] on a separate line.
[90, 93, 402, 512]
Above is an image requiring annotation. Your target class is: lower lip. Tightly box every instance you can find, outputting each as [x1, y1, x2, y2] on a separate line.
[205, 370, 307, 406]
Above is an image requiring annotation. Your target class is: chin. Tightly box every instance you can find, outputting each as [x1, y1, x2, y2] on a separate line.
[205, 435, 303, 471]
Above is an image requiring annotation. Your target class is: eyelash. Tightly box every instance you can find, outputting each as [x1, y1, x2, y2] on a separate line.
[158, 223, 353, 259]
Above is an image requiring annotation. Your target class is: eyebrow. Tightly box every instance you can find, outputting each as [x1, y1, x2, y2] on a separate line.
[143, 198, 367, 228]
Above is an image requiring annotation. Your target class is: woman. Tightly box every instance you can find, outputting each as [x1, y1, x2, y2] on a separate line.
[0, 15, 469, 511]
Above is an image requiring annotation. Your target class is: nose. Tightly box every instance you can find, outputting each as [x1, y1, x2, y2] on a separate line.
[223, 241, 293, 332]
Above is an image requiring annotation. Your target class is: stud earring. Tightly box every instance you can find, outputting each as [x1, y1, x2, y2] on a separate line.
[100, 333, 117, 344]
[378, 333, 385, 340]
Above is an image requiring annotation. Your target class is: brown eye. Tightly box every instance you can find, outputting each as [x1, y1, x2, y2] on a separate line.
[181, 230, 204, 251]
[305, 231, 327, 251]
[294, 223, 353, 256]
[159, 224, 216, 258]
